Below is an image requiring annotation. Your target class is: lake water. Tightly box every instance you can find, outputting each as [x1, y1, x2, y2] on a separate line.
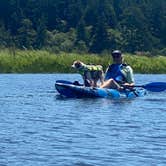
[0, 74, 166, 166]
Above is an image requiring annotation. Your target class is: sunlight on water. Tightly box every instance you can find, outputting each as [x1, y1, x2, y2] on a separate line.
[0, 74, 166, 166]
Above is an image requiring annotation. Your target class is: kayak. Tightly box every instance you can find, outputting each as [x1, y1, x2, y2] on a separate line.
[55, 80, 147, 99]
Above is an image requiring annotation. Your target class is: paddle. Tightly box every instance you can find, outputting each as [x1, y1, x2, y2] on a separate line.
[123, 82, 166, 92]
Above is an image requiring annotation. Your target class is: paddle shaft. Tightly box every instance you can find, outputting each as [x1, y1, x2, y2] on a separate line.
[123, 82, 166, 92]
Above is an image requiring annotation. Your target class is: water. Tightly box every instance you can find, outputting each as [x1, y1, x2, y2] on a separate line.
[0, 74, 166, 166]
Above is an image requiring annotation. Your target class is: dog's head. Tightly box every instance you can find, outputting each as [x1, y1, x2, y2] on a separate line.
[71, 60, 84, 69]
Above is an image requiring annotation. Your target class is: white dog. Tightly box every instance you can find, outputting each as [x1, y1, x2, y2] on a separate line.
[72, 60, 104, 87]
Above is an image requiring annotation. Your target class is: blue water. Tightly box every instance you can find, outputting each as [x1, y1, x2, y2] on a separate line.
[0, 74, 166, 166]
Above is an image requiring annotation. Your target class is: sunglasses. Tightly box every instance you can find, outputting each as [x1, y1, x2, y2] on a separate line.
[112, 54, 121, 58]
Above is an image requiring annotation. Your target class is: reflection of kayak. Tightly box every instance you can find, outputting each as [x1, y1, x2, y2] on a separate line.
[55, 80, 147, 99]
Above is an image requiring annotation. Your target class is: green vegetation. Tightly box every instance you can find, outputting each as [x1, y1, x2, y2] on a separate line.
[0, 0, 165, 54]
[0, 49, 166, 74]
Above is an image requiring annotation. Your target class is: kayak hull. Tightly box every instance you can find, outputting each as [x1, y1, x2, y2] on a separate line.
[55, 80, 146, 99]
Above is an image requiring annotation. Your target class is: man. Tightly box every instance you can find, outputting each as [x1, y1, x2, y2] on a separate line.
[100, 50, 135, 90]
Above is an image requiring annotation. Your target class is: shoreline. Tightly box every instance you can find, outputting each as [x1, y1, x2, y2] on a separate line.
[0, 49, 166, 74]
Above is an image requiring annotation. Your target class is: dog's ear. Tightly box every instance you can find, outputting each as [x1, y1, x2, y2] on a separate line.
[71, 61, 76, 68]
[72, 60, 79, 68]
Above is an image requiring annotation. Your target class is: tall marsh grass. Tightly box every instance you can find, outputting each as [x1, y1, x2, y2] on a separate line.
[0, 49, 166, 73]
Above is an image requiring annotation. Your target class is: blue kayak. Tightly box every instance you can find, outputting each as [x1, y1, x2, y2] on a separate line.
[55, 80, 146, 99]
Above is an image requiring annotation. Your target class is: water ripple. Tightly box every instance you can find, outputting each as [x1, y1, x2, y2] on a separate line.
[0, 74, 166, 166]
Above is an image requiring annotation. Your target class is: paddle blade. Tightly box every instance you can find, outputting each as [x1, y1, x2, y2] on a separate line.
[144, 82, 166, 92]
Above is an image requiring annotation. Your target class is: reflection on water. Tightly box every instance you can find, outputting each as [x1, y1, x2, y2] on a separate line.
[0, 74, 166, 166]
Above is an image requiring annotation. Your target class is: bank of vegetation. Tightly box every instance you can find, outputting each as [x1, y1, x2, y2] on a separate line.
[0, 49, 165, 73]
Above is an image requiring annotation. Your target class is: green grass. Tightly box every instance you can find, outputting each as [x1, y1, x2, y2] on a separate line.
[0, 49, 166, 73]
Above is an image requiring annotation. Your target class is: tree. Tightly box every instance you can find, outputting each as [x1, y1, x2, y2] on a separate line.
[17, 19, 36, 49]
[36, 15, 47, 49]
[119, 7, 153, 52]
[0, 23, 10, 47]
[89, 1, 109, 53]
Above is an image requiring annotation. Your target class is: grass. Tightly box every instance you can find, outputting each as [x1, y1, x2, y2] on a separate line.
[0, 49, 166, 73]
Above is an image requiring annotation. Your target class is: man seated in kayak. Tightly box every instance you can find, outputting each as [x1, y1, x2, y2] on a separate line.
[72, 60, 104, 87]
[100, 50, 135, 90]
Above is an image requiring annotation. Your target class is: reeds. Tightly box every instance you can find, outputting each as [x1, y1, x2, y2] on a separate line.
[125, 54, 166, 73]
[0, 49, 165, 73]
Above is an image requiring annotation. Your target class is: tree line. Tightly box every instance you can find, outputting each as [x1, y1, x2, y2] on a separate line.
[0, 0, 165, 55]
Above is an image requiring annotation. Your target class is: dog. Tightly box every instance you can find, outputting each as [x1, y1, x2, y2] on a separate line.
[72, 60, 104, 87]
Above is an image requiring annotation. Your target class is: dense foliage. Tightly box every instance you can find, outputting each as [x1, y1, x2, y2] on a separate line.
[0, 0, 166, 54]
[0, 49, 166, 73]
